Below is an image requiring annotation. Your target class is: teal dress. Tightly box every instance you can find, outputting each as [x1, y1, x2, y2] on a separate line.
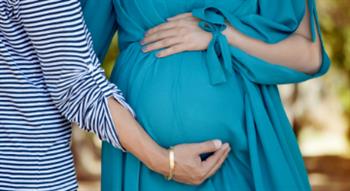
[81, 0, 330, 190]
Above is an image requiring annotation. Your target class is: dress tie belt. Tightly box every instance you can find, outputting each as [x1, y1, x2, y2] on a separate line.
[194, 8, 234, 85]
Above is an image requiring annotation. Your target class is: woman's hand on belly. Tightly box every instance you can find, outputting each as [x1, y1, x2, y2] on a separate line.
[141, 13, 211, 57]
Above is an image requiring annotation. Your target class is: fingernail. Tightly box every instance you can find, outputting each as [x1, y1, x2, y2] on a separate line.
[140, 40, 145, 45]
[213, 140, 222, 149]
[223, 143, 230, 149]
[142, 46, 148, 52]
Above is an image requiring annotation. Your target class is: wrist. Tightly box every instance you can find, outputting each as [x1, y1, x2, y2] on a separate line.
[145, 146, 169, 176]
[222, 25, 238, 46]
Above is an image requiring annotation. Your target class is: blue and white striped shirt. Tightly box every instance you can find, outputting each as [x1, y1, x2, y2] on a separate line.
[0, 0, 132, 190]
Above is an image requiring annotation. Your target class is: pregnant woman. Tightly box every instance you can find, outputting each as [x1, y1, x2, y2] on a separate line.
[81, 0, 330, 190]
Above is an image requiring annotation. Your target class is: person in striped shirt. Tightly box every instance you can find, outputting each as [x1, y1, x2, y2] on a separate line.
[0, 0, 230, 190]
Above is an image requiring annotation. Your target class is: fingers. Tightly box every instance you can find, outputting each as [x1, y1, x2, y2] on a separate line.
[143, 37, 182, 53]
[194, 140, 223, 154]
[169, 141, 230, 186]
[142, 29, 178, 45]
[201, 143, 229, 168]
[146, 22, 177, 36]
[167, 13, 193, 21]
[184, 143, 229, 185]
[142, 13, 204, 57]
[157, 44, 187, 57]
[203, 144, 231, 179]
[146, 15, 196, 37]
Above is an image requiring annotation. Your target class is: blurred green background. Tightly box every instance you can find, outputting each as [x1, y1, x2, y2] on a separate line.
[74, 0, 350, 190]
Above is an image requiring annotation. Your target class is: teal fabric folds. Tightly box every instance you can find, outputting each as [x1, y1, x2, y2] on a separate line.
[192, 0, 329, 86]
[80, 0, 330, 190]
[81, 0, 117, 61]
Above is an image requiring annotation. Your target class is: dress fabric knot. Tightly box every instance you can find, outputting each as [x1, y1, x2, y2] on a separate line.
[193, 8, 234, 85]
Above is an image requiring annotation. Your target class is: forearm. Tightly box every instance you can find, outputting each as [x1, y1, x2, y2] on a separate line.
[108, 97, 169, 175]
[221, 0, 322, 74]
[222, 25, 322, 74]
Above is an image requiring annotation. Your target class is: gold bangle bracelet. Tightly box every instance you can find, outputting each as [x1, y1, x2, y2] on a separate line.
[166, 147, 175, 180]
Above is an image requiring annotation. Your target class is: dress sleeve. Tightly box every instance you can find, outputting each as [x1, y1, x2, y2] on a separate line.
[18, 0, 133, 150]
[80, 0, 118, 61]
[192, 0, 331, 85]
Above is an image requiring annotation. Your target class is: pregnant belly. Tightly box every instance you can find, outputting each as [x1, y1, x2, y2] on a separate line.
[111, 43, 247, 152]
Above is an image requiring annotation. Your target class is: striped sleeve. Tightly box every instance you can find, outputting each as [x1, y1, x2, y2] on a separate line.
[17, 0, 134, 150]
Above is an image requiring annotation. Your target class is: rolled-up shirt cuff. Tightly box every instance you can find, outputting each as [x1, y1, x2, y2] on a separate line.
[88, 65, 135, 151]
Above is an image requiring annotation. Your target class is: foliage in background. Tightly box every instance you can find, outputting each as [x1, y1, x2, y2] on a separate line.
[102, 36, 119, 79]
[318, 0, 350, 139]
